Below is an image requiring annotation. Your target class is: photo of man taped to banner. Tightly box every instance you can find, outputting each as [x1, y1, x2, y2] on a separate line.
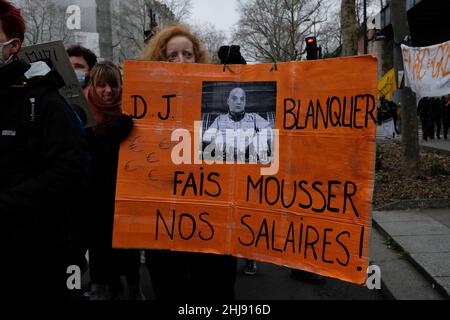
[201, 82, 276, 164]
[113, 56, 378, 285]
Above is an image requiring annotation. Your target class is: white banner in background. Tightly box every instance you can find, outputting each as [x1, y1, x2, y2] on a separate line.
[401, 40, 450, 100]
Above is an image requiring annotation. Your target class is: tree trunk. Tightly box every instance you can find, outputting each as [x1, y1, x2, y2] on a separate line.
[340, 0, 359, 56]
[390, 0, 420, 175]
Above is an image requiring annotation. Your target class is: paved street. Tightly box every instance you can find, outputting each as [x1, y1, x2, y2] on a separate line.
[377, 123, 450, 153]
[235, 260, 383, 300]
[135, 258, 383, 300]
[79, 252, 384, 300]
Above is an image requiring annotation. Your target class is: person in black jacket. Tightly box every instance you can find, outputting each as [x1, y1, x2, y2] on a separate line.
[67, 44, 98, 89]
[0, 0, 88, 300]
[430, 97, 443, 139]
[418, 97, 434, 141]
[83, 61, 141, 300]
[379, 96, 400, 136]
[66, 44, 98, 126]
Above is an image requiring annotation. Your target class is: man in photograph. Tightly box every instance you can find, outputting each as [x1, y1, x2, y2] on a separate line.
[202, 87, 273, 163]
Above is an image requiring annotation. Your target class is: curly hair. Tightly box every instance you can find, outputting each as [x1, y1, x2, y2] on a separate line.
[140, 24, 210, 63]
[0, 0, 26, 43]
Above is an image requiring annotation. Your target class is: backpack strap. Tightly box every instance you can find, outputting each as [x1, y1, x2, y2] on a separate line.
[23, 84, 93, 180]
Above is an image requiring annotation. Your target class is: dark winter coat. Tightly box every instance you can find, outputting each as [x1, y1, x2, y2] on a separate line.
[0, 59, 88, 251]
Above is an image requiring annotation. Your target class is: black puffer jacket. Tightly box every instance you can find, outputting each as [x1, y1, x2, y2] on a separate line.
[86, 113, 134, 245]
[0, 59, 87, 250]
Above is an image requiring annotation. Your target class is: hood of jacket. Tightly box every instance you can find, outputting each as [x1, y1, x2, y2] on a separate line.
[0, 58, 65, 92]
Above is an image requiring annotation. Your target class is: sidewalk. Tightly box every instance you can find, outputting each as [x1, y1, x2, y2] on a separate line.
[416, 137, 450, 153]
[376, 124, 450, 153]
[373, 126, 450, 299]
[372, 209, 450, 299]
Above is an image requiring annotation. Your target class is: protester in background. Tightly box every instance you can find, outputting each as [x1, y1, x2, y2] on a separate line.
[418, 97, 434, 141]
[0, 0, 88, 299]
[140, 24, 237, 300]
[83, 61, 143, 300]
[67, 44, 98, 89]
[390, 99, 400, 135]
[67, 45, 98, 126]
[430, 97, 443, 139]
[379, 96, 399, 138]
[443, 95, 450, 140]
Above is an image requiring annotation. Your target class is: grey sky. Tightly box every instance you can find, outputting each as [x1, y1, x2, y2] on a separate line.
[188, 0, 239, 37]
[187, 0, 382, 38]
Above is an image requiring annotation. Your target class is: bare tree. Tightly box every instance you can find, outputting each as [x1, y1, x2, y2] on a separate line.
[190, 23, 228, 63]
[390, 0, 419, 175]
[316, 9, 342, 57]
[112, 0, 150, 61]
[340, 0, 359, 56]
[160, 0, 193, 22]
[233, 0, 326, 62]
[14, 0, 73, 46]
[111, 0, 175, 62]
[308, 0, 382, 58]
[355, 0, 383, 25]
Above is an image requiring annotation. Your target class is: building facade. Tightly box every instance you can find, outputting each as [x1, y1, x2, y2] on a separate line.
[12, 0, 173, 62]
[361, 0, 450, 79]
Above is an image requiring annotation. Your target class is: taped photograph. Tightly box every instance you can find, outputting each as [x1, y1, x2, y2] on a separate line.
[200, 82, 277, 164]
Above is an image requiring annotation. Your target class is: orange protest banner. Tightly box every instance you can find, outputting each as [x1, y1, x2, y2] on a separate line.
[113, 56, 378, 285]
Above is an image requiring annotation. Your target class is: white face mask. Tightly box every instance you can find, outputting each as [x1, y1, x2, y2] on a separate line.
[0, 39, 16, 66]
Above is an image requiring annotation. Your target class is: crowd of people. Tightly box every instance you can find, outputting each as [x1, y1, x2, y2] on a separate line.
[417, 96, 450, 141]
[1, 1, 283, 301]
[377, 94, 450, 141]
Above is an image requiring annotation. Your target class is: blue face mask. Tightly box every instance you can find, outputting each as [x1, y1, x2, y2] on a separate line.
[75, 69, 86, 86]
[0, 39, 16, 66]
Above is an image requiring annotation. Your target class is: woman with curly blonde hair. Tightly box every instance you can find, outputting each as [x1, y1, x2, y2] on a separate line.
[140, 24, 210, 63]
[140, 24, 237, 301]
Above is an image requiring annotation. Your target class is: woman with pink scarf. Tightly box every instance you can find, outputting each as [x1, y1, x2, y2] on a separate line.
[83, 61, 143, 300]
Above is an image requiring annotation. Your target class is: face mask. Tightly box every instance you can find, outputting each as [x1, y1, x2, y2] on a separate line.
[0, 39, 16, 66]
[75, 69, 86, 86]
